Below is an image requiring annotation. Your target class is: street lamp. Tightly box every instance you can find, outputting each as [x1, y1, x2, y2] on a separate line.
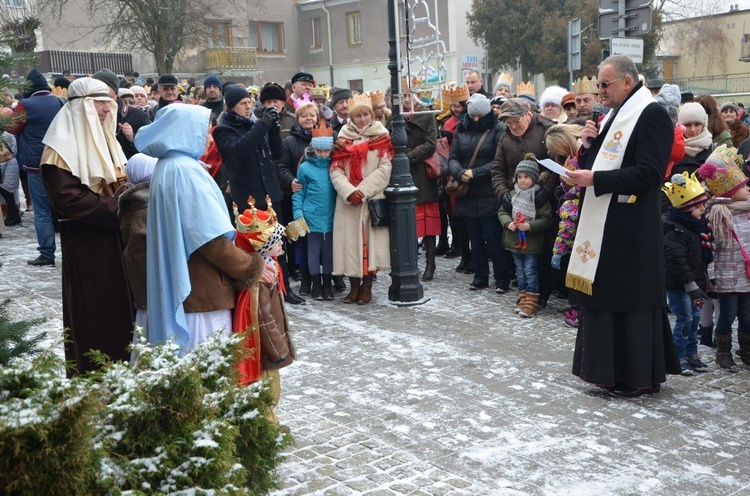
[386, 0, 426, 305]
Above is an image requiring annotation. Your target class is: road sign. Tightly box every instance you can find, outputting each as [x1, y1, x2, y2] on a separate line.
[569, 18, 581, 72]
[610, 37, 644, 64]
[461, 55, 480, 71]
[599, 0, 652, 11]
[598, 6, 652, 39]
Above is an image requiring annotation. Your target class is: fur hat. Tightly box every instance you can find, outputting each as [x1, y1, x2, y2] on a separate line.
[467, 93, 491, 116]
[203, 74, 222, 90]
[539, 85, 568, 109]
[259, 82, 286, 103]
[225, 85, 250, 110]
[678, 102, 708, 126]
[515, 153, 540, 183]
[330, 87, 352, 107]
[720, 102, 739, 114]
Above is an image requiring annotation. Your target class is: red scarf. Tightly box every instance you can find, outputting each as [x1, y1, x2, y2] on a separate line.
[200, 126, 223, 178]
[331, 134, 394, 186]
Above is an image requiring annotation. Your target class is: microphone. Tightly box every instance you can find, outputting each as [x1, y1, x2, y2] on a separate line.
[588, 103, 604, 144]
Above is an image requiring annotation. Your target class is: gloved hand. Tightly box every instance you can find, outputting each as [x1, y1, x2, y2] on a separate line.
[688, 288, 708, 307]
[551, 254, 562, 270]
[347, 190, 364, 206]
[260, 106, 280, 127]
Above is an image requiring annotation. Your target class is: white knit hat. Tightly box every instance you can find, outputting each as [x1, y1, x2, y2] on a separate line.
[678, 102, 708, 126]
[467, 93, 491, 116]
[538, 85, 568, 109]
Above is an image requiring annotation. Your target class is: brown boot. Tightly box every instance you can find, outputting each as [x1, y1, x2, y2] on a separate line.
[519, 292, 539, 318]
[357, 274, 374, 305]
[514, 291, 527, 314]
[343, 277, 361, 304]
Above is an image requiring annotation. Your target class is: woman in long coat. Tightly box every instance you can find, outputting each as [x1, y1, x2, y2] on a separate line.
[330, 94, 393, 305]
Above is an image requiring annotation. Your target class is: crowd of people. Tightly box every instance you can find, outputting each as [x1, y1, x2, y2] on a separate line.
[3, 54, 750, 399]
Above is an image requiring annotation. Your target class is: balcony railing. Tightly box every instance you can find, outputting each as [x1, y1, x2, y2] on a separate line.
[204, 47, 258, 71]
[36, 50, 133, 75]
[667, 72, 750, 95]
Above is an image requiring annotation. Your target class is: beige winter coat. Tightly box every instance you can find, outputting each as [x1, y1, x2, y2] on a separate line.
[330, 121, 393, 277]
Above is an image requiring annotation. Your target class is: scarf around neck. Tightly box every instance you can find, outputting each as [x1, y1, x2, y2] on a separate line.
[666, 208, 714, 263]
[511, 183, 540, 223]
[331, 121, 393, 186]
[683, 128, 713, 157]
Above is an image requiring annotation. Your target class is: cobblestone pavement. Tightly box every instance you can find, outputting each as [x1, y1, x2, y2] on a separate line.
[3, 212, 750, 495]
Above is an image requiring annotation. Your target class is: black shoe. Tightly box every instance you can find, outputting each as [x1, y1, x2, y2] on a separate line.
[322, 285, 334, 301]
[299, 268, 312, 295]
[435, 241, 449, 256]
[27, 255, 55, 267]
[311, 275, 323, 300]
[443, 248, 460, 259]
[609, 384, 661, 398]
[333, 275, 346, 292]
[469, 279, 488, 290]
[284, 290, 306, 305]
[4, 217, 21, 226]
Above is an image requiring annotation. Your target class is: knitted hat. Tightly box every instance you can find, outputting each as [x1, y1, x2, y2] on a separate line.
[53, 77, 70, 89]
[655, 84, 681, 109]
[490, 95, 507, 108]
[330, 87, 352, 107]
[24, 69, 51, 98]
[259, 82, 286, 102]
[234, 196, 286, 255]
[204, 74, 222, 90]
[539, 85, 568, 109]
[467, 93, 491, 116]
[681, 91, 694, 104]
[93, 69, 120, 94]
[515, 154, 540, 184]
[645, 78, 665, 90]
[720, 101, 739, 114]
[492, 72, 513, 94]
[678, 102, 708, 126]
[225, 85, 250, 111]
[310, 118, 334, 150]
[662, 172, 707, 211]
[561, 92, 575, 109]
[697, 162, 749, 198]
[118, 87, 135, 99]
[130, 85, 148, 98]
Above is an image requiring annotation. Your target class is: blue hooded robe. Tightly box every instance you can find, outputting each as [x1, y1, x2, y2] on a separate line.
[135, 105, 235, 351]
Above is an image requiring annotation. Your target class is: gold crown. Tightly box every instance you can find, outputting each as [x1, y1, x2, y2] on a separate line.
[348, 92, 373, 115]
[516, 81, 535, 98]
[233, 195, 279, 253]
[311, 84, 329, 99]
[708, 144, 745, 170]
[573, 76, 598, 95]
[440, 82, 470, 105]
[496, 72, 513, 87]
[662, 172, 707, 208]
[368, 89, 385, 107]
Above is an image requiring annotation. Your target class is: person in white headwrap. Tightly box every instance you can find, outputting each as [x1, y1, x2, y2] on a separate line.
[40, 77, 134, 375]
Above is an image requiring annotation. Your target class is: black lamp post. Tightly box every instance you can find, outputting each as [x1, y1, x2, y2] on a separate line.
[385, 0, 426, 305]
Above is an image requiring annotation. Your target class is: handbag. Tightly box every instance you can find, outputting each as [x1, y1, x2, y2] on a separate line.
[731, 230, 750, 278]
[445, 129, 491, 198]
[423, 152, 441, 179]
[368, 198, 390, 227]
[436, 136, 450, 177]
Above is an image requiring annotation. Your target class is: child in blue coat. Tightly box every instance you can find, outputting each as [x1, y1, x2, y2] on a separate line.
[292, 121, 337, 300]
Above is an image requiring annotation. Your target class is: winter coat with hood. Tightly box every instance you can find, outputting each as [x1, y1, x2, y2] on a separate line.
[277, 123, 311, 195]
[213, 109, 284, 211]
[448, 110, 505, 218]
[135, 104, 265, 350]
[491, 113, 556, 200]
[293, 148, 336, 233]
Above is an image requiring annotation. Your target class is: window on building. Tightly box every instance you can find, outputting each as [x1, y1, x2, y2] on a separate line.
[347, 12, 362, 46]
[312, 17, 322, 48]
[249, 21, 284, 53]
[207, 21, 232, 48]
[349, 79, 363, 93]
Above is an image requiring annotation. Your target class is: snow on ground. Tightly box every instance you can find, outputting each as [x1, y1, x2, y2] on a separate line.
[3, 212, 750, 495]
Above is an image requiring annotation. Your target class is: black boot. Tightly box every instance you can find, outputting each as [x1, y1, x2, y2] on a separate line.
[699, 324, 715, 348]
[739, 332, 750, 366]
[284, 289, 306, 305]
[311, 274, 323, 300]
[322, 274, 334, 301]
[333, 275, 346, 292]
[422, 236, 436, 281]
[299, 265, 312, 295]
[435, 217, 449, 256]
[716, 333, 739, 372]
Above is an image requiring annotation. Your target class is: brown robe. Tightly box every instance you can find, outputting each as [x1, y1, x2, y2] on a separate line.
[41, 164, 134, 375]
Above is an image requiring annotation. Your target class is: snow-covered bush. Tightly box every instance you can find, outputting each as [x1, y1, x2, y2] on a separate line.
[0, 330, 291, 495]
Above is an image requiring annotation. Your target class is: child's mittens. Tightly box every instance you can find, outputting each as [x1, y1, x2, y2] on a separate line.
[551, 254, 562, 270]
[685, 282, 708, 307]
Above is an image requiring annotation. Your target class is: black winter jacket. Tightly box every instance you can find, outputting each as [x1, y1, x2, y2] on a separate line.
[116, 101, 152, 159]
[214, 112, 284, 211]
[277, 124, 311, 195]
[448, 111, 506, 218]
[663, 218, 709, 291]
